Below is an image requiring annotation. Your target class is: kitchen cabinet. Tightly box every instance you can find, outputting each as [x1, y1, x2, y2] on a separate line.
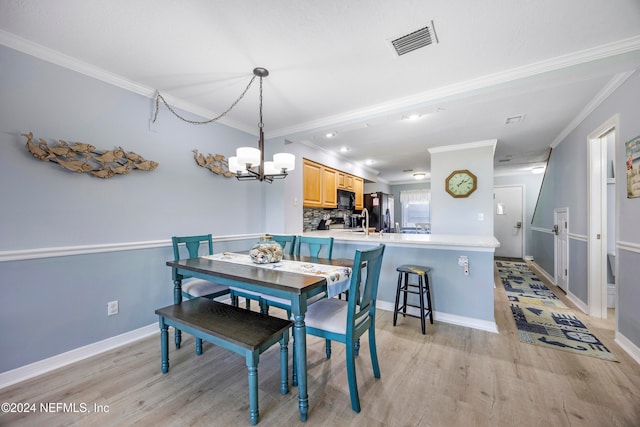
[322, 167, 337, 208]
[354, 177, 364, 210]
[337, 172, 354, 191]
[303, 158, 362, 209]
[337, 172, 346, 189]
[303, 159, 323, 208]
[345, 174, 354, 191]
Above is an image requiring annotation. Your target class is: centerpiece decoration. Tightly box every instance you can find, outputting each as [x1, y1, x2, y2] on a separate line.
[249, 236, 283, 264]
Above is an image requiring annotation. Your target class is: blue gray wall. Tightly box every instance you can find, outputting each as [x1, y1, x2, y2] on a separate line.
[532, 70, 640, 350]
[0, 45, 269, 372]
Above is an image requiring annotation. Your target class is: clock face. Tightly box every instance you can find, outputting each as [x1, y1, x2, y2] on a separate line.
[445, 169, 477, 198]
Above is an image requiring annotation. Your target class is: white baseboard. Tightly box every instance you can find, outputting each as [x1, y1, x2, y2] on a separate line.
[615, 332, 640, 365]
[529, 261, 555, 284]
[0, 323, 158, 390]
[377, 301, 499, 334]
[566, 292, 589, 314]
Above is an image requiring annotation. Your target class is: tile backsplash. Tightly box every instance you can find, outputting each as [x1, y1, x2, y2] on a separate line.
[303, 208, 352, 231]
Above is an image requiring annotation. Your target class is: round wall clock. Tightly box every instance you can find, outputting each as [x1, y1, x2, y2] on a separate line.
[445, 169, 477, 198]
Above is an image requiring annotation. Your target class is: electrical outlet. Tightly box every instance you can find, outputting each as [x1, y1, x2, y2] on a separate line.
[458, 256, 468, 266]
[107, 300, 119, 316]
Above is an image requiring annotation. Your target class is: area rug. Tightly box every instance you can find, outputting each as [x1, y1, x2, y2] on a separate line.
[497, 260, 617, 362]
[496, 260, 568, 309]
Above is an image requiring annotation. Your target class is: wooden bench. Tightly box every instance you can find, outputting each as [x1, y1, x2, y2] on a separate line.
[155, 298, 293, 425]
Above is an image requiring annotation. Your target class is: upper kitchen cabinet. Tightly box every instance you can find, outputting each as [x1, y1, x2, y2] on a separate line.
[322, 167, 337, 208]
[354, 176, 364, 210]
[303, 158, 363, 209]
[337, 172, 354, 191]
[303, 159, 323, 208]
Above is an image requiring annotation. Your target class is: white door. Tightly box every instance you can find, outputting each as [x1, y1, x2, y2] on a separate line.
[493, 186, 524, 258]
[555, 208, 569, 293]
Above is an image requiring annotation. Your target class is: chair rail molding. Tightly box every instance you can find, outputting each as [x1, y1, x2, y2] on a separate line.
[0, 234, 263, 262]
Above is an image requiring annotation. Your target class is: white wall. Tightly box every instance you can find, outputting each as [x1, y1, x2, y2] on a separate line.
[429, 140, 496, 236]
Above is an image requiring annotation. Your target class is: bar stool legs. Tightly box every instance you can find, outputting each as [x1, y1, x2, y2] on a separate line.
[393, 265, 433, 334]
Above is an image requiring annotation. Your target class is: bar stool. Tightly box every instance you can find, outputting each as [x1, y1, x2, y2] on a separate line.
[393, 265, 434, 334]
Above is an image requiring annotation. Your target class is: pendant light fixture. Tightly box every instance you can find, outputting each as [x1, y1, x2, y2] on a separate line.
[227, 68, 295, 182]
[153, 67, 294, 183]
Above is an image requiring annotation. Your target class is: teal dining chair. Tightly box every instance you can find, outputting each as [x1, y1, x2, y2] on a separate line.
[172, 234, 231, 302]
[267, 234, 297, 256]
[260, 236, 335, 316]
[295, 244, 386, 413]
[171, 234, 232, 353]
[294, 235, 334, 259]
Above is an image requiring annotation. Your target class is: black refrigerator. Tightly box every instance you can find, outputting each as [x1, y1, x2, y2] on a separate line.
[363, 192, 394, 232]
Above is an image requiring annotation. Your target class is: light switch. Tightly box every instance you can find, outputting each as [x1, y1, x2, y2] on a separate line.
[477, 213, 484, 221]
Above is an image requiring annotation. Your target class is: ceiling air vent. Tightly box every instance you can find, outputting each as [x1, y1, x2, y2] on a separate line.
[389, 21, 439, 57]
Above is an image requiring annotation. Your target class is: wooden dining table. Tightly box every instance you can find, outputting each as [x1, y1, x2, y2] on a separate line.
[166, 253, 352, 422]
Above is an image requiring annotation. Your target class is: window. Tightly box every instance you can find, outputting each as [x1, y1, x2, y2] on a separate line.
[400, 190, 431, 232]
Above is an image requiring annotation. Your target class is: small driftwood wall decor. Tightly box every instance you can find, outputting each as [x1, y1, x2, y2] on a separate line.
[22, 132, 158, 179]
[193, 149, 235, 178]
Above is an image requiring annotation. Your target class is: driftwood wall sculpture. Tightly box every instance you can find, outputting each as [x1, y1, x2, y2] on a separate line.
[193, 149, 235, 178]
[23, 132, 158, 179]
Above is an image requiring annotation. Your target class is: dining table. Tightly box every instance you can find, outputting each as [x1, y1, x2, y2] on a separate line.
[166, 253, 353, 422]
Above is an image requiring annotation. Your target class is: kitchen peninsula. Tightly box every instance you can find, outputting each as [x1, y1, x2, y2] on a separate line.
[304, 229, 500, 333]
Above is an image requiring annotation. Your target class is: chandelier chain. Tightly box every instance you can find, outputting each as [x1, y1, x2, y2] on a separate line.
[152, 75, 257, 125]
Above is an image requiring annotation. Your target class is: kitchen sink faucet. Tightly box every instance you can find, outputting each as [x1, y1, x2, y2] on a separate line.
[361, 208, 369, 236]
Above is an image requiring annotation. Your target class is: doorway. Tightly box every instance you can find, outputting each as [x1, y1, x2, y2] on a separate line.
[554, 208, 569, 293]
[493, 186, 524, 259]
[587, 115, 618, 319]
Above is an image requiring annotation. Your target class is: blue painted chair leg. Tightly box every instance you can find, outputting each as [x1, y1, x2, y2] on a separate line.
[325, 339, 332, 359]
[260, 299, 269, 314]
[280, 333, 290, 395]
[369, 322, 381, 378]
[160, 319, 169, 374]
[355, 338, 360, 356]
[196, 338, 203, 355]
[174, 328, 182, 349]
[346, 342, 361, 413]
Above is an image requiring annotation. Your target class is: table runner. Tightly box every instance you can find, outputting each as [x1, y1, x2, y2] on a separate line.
[204, 252, 352, 298]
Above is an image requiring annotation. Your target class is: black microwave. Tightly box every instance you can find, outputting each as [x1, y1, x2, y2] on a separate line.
[337, 189, 355, 210]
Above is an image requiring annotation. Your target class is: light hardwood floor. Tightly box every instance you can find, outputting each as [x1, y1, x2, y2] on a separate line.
[2, 263, 639, 427]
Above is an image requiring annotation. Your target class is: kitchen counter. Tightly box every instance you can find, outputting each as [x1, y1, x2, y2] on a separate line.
[303, 229, 500, 251]
[303, 229, 500, 333]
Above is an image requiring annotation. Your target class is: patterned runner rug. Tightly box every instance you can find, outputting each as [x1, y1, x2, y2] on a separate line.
[497, 260, 617, 362]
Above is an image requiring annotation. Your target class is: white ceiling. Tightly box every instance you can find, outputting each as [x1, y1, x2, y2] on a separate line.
[2, 0, 640, 183]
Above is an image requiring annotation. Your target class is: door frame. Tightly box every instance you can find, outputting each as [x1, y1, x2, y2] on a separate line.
[493, 185, 525, 259]
[587, 114, 619, 318]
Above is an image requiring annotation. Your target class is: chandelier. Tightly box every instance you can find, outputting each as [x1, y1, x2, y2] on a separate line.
[228, 68, 295, 182]
[153, 67, 295, 183]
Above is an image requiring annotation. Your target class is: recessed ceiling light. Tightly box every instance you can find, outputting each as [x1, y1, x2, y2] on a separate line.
[366, 159, 375, 165]
[340, 147, 350, 152]
[532, 166, 545, 174]
[325, 132, 337, 138]
[402, 114, 422, 121]
[413, 172, 427, 180]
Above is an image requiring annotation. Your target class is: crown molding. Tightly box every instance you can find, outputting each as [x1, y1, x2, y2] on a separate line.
[271, 35, 640, 138]
[428, 139, 497, 154]
[551, 71, 635, 148]
[0, 30, 256, 135]
[3, 29, 639, 141]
